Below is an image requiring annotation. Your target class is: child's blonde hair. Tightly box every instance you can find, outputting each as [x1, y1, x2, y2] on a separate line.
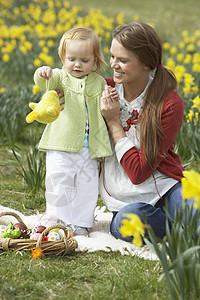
[58, 27, 106, 73]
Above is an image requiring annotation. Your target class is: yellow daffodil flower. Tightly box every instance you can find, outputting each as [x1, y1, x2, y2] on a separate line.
[119, 214, 145, 247]
[170, 47, 177, 55]
[193, 63, 200, 73]
[181, 30, 188, 37]
[163, 42, 170, 50]
[176, 53, 184, 62]
[186, 43, 195, 52]
[32, 85, 41, 95]
[192, 95, 200, 110]
[178, 42, 185, 49]
[33, 58, 42, 67]
[0, 87, 6, 93]
[2, 53, 10, 62]
[191, 86, 199, 93]
[186, 110, 198, 124]
[182, 170, 200, 209]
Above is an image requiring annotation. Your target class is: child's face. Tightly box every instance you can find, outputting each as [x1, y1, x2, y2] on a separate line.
[64, 39, 96, 78]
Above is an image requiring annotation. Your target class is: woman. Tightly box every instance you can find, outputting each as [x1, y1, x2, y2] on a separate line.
[100, 22, 188, 242]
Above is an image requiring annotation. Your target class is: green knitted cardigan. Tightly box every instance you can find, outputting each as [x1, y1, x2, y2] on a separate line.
[34, 68, 112, 159]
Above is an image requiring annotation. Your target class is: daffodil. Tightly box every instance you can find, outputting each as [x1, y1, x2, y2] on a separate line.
[176, 53, 184, 62]
[181, 30, 188, 37]
[192, 95, 200, 110]
[47, 40, 54, 47]
[32, 85, 41, 95]
[39, 40, 46, 47]
[116, 13, 124, 26]
[178, 42, 185, 49]
[186, 109, 198, 124]
[170, 46, 177, 55]
[2, 53, 10, 62]
[182, 170, 200, 209]
[183, 54, 192, 64]
[194, 30, 200, 37]
[183, 85, 191, 95]
[186, 43, 195, 52]
[193, 53, 200, 64]
[119, 214, 145, 247]
[184, 73, 195, 85]
[193, 63, 200, 73]
[191, 86, 199, 93]
[165, 57, 175, 70]
[33, 58, 42, 67]
[0, 87, 5, 93]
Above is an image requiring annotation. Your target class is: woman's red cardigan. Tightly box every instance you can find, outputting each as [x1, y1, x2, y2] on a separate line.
[105, 78, 184, 185]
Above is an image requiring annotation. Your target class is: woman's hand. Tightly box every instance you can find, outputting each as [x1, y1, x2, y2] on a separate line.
[108, 86, 120, 101]
[101, 85, 126, 144]
[101, 85, 120, 123]
[56, 90, 65, 111]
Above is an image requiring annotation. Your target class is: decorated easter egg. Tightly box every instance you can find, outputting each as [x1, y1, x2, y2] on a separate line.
[0, 225, 6, 235]
[13, 223, 29, 238]
[58, 229, 73, 239]
[13, 223, 27, 231]
[36, 225, 46, 233]
[47, 231, 60, 241]
[30, 232, 48, 241]
[30, 232, 42, 240]
[49, 228, 59, 234]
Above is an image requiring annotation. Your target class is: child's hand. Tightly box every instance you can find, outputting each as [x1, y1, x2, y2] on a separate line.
[39, 66, 53, 80]
[106, 85, 120, 101]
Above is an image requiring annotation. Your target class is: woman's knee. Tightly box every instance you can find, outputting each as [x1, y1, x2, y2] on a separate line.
[110, 203, 150, 241]
[110, 202, 168, 241]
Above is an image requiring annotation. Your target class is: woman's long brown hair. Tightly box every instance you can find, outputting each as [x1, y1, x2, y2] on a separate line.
[112, 22, 177, 169]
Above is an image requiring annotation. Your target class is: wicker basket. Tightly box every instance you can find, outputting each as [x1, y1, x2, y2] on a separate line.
[0, 212, 78, 256]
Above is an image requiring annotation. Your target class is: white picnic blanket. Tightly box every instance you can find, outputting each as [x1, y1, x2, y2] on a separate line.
[0, 205, 158, 260]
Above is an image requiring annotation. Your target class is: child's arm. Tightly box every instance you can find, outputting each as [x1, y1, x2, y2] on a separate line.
[34, 66, 60, 91]
[39, 66, 53, 80]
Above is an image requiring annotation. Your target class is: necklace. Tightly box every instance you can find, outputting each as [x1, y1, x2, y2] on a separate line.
[124, 92, 141, 102]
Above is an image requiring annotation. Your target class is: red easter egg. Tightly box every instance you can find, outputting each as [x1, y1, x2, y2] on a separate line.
[36, 225, 46, 233]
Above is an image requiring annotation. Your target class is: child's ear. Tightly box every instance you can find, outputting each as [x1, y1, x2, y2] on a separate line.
[94, 57, 97, 64]
[92, 58, 97, 70]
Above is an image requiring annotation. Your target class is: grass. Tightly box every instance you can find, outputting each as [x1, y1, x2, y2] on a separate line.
[0, 251, 168, 300]
[0, 142, 46, 214]
[1, 144, 169, 299]
[0, 145, 200, 299]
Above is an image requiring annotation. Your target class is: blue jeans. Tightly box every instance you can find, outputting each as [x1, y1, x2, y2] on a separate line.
[110, 182, 194, 242]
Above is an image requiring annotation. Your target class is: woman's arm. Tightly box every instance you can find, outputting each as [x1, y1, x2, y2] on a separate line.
[120, 92, 184, 184]
[101, 88, 184, 184]
[101, 85, 126, 145]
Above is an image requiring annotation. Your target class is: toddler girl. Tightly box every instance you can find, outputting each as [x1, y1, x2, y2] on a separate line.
[34, 27, 115, 236]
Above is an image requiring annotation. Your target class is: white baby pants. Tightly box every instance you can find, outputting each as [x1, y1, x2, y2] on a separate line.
[45, 148, 98, 228]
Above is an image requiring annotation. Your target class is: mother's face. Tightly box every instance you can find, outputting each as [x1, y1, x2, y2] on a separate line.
[109, 39, 149, 85]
